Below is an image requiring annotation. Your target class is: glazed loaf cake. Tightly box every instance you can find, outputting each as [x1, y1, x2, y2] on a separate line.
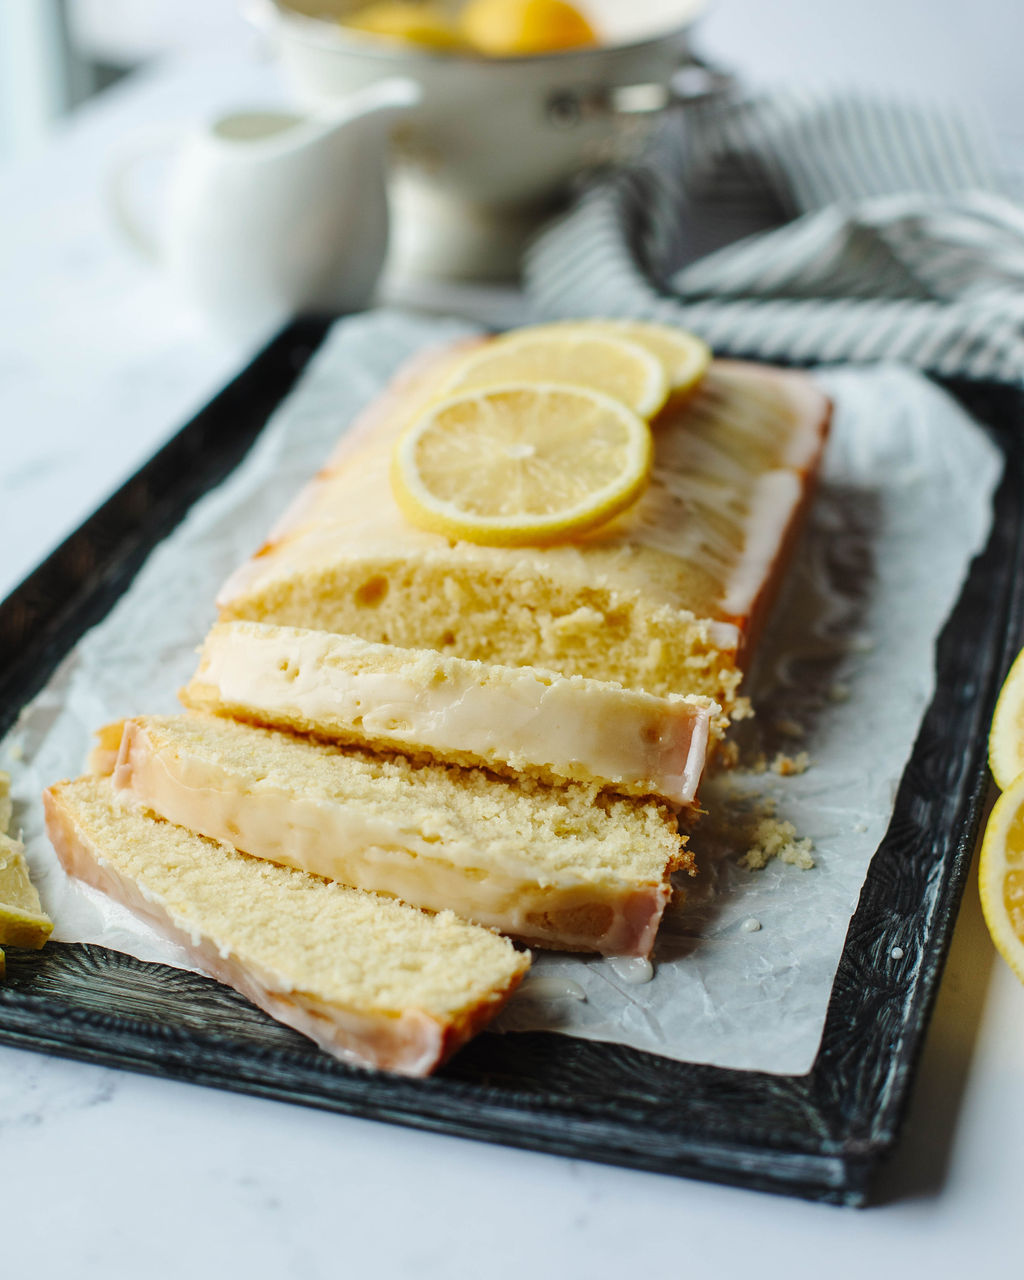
[216, 343, 830, 713]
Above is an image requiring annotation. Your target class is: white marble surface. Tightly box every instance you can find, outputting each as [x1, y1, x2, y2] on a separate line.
[3, 5, 1024, 1275]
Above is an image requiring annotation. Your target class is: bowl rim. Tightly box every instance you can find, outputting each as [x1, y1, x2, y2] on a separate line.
[262, 0, 705, 66]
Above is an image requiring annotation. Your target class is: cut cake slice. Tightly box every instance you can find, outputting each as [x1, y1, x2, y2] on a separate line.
[0, 832, 54, 950]
[101, 713, 690, 957]
[0, 771, 53, 951]
[216, 341, 830, 712]
[181, 621, 717, 804]
[44, 775, 529, 1076]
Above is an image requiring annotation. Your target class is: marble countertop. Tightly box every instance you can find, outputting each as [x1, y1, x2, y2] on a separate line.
[3, 5, 1024, 1276]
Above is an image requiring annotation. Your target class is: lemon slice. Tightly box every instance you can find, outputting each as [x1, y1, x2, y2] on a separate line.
[979, 772, 1024, 983]
[444, 328, 669, 420]
[990, 646, 1024, 790]
[582, 320, 711, 398]
[391, 382, 653, 545]
[517, 320, 711, 399]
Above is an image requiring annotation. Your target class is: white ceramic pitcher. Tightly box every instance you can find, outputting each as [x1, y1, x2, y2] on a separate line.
[113, 78, 420, 333]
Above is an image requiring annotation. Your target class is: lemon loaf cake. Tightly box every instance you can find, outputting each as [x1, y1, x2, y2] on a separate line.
[44, 775, 529, 1076]
[182, 621, 717, 804]
[216, 340, 830, 711]
[101, 713, 690, 957]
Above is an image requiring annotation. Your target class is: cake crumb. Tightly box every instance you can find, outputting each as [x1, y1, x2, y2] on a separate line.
[739, 817, 815, 870]
[741, 917, 762, 933]
[728, 696, 755, 723]
[770, 751, 810, 776]
[717, 740, 740, 769]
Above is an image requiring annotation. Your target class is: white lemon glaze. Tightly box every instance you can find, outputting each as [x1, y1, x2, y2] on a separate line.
[186, 623, 714, 804]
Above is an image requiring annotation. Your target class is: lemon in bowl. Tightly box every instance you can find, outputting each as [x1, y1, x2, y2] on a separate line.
[341, 0, 599, 56]
[460, 0, 598, 56]
[343, 2, 467, 49]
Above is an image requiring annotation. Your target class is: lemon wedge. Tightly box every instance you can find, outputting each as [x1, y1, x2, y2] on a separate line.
[979, 771, 1024, 983]
[444, 328, 669, 420]
[460, 0, 597, 55]
[523, 320, 712, 400]
[391, 382, 652, 545]
[990, 646, 1024, 791]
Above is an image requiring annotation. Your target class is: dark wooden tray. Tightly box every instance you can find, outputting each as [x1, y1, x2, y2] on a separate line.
[1, 318, 1019, 1206]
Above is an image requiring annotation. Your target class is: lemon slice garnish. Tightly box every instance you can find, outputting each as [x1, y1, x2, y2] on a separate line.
[443, 327, 669, 420]
[980, 771, 1024, 984]
[571, 319, 712, 399]
[391, 382, 652, 546]
[990, 646, 1024, 791]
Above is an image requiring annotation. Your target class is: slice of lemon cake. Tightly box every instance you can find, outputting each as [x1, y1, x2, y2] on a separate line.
[101, 713, 689, 957]
[0, 833, 54, 950]
[216, 336, 829, 712]
[44, 775, 529, 1076]
[181, 621, 717, 804]
[0, 770, 54, 952]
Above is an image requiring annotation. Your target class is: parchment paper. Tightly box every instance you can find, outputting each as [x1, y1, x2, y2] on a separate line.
[1, 310, 1002, 1075]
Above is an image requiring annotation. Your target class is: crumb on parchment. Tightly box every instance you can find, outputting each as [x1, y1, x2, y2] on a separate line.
[739, 749, 811, 777]
[696, 739, 815, 870]
[739, 817, 815, 870]
[691, 783, 815, 872]
[717, 739, 740, 769]
[770, 751, 810, 777]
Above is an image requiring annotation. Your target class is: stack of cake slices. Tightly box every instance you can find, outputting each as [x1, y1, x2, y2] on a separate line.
[45, 321, 830, 1076]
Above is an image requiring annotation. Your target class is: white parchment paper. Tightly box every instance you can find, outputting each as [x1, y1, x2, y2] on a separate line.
[1, 310, 1002, 1075]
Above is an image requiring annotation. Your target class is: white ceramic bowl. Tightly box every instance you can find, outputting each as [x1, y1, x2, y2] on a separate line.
[248, 0, 709, 210]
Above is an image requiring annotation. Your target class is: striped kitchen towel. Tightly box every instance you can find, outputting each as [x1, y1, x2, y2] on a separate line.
[524, 89, 1024, 383]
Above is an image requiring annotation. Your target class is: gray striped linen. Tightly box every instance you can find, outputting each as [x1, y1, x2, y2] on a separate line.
[524, 90, 1024, 382]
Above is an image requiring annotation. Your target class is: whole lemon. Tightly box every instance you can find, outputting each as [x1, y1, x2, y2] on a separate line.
[460, 0, 598, 56]
[345, 2, 465, 50]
